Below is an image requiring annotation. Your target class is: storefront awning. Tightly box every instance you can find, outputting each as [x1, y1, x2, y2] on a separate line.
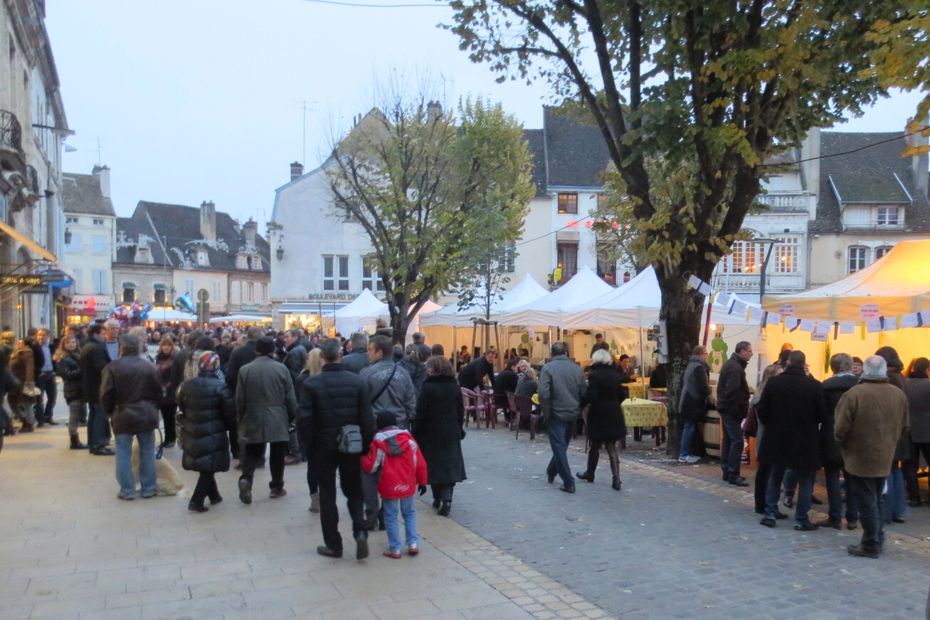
[121, 282, 137, 289]
[0, 220, 56, 261]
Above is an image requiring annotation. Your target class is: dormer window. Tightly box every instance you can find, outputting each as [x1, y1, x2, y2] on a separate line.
[250, 255, 262, 271]
[235, 253, 248, 270]
[196, 249, 209, 267]
[134, 245, 153, 264]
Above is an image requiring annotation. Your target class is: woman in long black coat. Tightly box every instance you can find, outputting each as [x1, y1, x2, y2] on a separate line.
[414, 355, 466, 516]
[177, 351, 234, 513]
[577, 350, 627, 490]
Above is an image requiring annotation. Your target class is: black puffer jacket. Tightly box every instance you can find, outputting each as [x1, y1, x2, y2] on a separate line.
[297, 363, 375, 455]
[177, 373, 234, 473]
[56, 352, 83, 403]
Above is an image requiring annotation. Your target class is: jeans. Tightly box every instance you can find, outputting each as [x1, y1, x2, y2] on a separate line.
[848, 474, 885, 552]
[383, 495, 418, 551]
[115, 431, 156, 498]
[881, 463, 905, 522]
[783, 469, 797, 500]
[679, 420, 696, 458]
[240, 442, 286, 490]
[546, 417, 575, 488]
[316, 451, 366, 552]
[719, 413, 744, 479]
[86, 402, 109, 451]
[67, 400, 86, 435]
[190, 472, 220, 507]
[766, 464, 814, 523]
[823, 465, 843, 523]
[34, 372, 57, 423]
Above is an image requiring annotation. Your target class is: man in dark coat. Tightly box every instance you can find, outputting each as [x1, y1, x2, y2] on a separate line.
[715, 341, 753, 486]
[756, 350, 826, 530]
[412, 332, 431, 362]
[224, 326, 262, 459]
[282, 329, 308, 382]
[457, 350, 496, 391]
[818, 353, 860, 529]
[100, 335, 163, 499]
[493, 358, 520, 421]
[678, 345, 712, 464]
[235, 337, 298, 504]
[296, 338, 375, 560]
[342, 332, 370, 374]
[79, 323, 114, 456]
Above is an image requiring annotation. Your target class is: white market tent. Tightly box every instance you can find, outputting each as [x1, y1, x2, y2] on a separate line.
[762, 239, 930, 321]
[147, 308, 198, 322]
[502, 265, 615, 326]
[419, 273, 550, 327]
[208, 314, 272, 324]
[334, 288, 388, 335]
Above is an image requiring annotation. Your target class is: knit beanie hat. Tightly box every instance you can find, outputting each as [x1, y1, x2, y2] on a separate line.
[198, 351, 220, 373]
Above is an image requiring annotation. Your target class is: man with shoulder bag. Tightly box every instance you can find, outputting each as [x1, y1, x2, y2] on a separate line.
[297, 338, 375, 560]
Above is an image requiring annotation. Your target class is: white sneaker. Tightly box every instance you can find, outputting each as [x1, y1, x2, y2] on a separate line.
[679, 455, 700, 464]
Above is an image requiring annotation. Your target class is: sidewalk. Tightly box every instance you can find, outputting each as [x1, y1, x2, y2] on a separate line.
[0, 414, 614, 620]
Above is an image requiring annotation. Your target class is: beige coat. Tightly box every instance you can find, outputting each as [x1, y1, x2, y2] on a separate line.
[834, 380, 909, 478]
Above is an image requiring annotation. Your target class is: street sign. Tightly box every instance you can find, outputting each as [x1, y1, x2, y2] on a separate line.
[1, 274, 42, 286]
[197, 288, 209, 302]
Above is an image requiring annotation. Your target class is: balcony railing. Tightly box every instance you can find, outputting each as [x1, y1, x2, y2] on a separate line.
[25, 165, 38, 193]
[0, 110, 23, 153]
[757, 192, 812, 210]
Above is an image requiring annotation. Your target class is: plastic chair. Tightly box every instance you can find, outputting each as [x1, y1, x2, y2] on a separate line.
[477, 389, 497, 429]
[461, 387, 480, 428]
[513, 394, 540, 440]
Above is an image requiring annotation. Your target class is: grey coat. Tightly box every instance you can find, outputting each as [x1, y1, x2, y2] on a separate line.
[538, 355, 586, 422]
[235, 355, 297, 444]
[360, 359, 417, 428]
[906, 377, 930, 443]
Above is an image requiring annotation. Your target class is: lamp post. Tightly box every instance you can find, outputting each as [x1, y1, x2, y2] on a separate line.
[755, 238, 778, 303]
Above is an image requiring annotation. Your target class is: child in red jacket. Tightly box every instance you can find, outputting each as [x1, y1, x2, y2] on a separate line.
[361, 412, 428, 558]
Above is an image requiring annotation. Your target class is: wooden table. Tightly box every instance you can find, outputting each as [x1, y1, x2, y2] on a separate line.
[622, 398, 668, 447]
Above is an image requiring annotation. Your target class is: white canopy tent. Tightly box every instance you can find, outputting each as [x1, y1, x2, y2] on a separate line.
[420, 273, 550, 328]
[334, 289, 388, 336]
[146, 308, 198, 322]
[208, 314, 272, 324]
[502, 266, 615, 326]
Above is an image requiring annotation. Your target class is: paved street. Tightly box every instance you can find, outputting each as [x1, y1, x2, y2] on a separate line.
[2, 401, 928, 620]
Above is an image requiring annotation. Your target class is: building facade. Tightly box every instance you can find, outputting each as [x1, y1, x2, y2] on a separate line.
[0, 0, 68, 334]
[60, 166, 116, 321]
[113, 200, 271, 317]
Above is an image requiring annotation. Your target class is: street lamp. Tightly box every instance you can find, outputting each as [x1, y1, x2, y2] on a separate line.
[754, 237, 778, 303]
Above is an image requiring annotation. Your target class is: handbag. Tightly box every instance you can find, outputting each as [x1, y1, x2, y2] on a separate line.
[336, 424, 363, 455]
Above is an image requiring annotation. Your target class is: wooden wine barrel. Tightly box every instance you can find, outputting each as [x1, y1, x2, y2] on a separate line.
[701, 408, 721, 458]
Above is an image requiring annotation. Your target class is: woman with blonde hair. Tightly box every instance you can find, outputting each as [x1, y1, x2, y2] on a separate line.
[54, 335, 86, 449]
[576, 349, 626, 490]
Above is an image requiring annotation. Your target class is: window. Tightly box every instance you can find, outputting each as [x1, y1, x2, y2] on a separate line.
[92, 218, 104, 226]
[250, 255, 262, 271]
[773, 236, 799, 274]
[92, 270, 106, 294]
[323, 255, 349, 291]
[72, 268, 82, 292]
[196, 250, 209, 266]
[121, 283, 135, 303]
[499, 242, 516, 273]
[876, 207, 900, 226]
[65, 216, 78, 224]
[847, 246, 868, 273]
[65, 232, 81, 253]
[153, 284, 167, 305]
[595, 239, 616, 285]
[875, 245, 893, 260]
[557, 192, 578, 214]
[261, 283, 268, 303]
[362, 256, 385, 292]
[247, 282, 255, 303]
[185, 279, 194, 295]
[556, 241, 578, 284]
[91, 235, 107, 255]
[212, 281, 221, 302]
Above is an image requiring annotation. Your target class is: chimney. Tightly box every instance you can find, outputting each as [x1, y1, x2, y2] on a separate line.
[426, 101, 443, 120]
[243, 218, 257, 247]
[290, 161, 304, 181]
[92, 164, 111, 198]
[199, 200, 216, 242]
[907, 118, 929, 199]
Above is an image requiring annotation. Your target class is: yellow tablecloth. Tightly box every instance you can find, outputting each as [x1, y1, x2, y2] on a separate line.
[622, 398, 668, 427]
[623, 382, 647, 399]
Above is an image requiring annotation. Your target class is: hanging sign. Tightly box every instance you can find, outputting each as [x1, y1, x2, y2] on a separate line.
[779, 303, 795, 318]
[859, 303, 881, 320]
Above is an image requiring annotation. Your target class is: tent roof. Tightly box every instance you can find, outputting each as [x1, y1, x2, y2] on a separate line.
[146, 308, 197, 322]
[502, 266, 614, 326]
[334, 288, 388, 319]
[420, 273, 550, 327]
[208, 314, 272, 324]
[762, 239, 930, 321]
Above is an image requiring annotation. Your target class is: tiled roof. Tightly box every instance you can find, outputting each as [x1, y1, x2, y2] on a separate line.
[810, 132, 930, 234]
[523, 129, 547, 198]
[114, 201, 270, 272]
[542, 107, 611, 188]
[61, 173, 115, 216]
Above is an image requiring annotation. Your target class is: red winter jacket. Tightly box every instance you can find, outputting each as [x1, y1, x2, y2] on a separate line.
[361, 427, 428, 499]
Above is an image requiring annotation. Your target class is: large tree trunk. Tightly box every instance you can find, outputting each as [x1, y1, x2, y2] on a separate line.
[657, 263, 712, 458]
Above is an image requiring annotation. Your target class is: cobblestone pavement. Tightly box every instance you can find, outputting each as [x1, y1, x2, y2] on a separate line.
[0, 406, 614, 620]
[449, 425, 930, 620]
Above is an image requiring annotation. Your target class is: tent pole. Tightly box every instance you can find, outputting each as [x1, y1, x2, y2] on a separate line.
[702, 299, 713, 347]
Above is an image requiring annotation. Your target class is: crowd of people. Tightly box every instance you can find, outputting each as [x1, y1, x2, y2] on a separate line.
[679, 340, 921, 559]
[3, 317, 924, 563]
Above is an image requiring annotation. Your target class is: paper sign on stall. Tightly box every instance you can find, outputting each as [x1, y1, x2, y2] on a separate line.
[900, 312, 922, 329]
[865, 318, 883, 333]
[838, 321, 856, 334]
[779, 303, 795, 318]
[859, 303, 881, 320]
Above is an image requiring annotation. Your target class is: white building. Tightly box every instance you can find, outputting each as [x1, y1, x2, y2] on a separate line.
[60, 166, 116, 321]
[0, 0, 69, 333]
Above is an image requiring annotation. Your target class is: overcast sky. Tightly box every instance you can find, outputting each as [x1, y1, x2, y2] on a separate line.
[47, 1, 925, 225]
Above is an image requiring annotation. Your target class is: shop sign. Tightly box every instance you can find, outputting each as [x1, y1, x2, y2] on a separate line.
[1, 274, 42, 286]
